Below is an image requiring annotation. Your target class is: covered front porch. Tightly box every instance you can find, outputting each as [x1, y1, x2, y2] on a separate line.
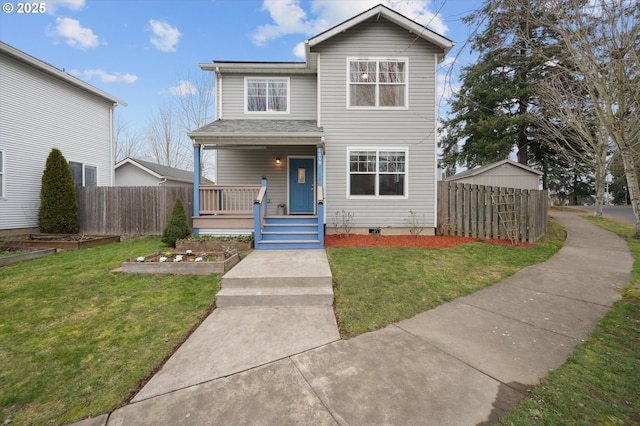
[188, 120, 325, 249]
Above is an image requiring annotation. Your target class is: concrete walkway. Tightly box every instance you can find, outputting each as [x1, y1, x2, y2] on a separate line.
[78, 211, 633, 426]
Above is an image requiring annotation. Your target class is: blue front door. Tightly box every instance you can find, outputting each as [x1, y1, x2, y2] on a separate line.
[289, 158, 315, 214]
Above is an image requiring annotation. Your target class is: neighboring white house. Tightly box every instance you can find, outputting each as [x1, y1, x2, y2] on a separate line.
[444, 159, 543, 190]
[0, 41, 125, 235]
[188, 4, 453, 248]
[115, 158, 198, 187]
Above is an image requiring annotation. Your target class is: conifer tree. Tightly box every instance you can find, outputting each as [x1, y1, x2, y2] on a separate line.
[440, 0, 559, 172]
[38, 148, 79, 234]
[161, 196, 191, 247]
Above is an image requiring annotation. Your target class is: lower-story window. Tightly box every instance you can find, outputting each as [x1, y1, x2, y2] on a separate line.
[348, 148, 407, 197]
[69, 161, 97, 186]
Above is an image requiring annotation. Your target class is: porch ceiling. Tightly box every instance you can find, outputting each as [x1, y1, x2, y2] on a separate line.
[188, 119, 324, 147]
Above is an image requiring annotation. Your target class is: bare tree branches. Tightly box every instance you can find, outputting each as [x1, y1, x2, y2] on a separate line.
[522, 0, 640, 234]
[114, 115, 143, 163]
[145, 102, 191, 169]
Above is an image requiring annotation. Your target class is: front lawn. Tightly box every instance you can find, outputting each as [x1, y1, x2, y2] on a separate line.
[328, 218, 565, 338]
[0, 237, 220, 425]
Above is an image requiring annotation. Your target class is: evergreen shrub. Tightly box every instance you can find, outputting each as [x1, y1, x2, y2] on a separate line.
[162, 196, 191, 247]
[38, 148, 79, 234]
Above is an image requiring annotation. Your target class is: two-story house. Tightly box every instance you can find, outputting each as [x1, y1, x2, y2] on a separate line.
[188, 4, 453, 249]
[0, 41, 125, 235]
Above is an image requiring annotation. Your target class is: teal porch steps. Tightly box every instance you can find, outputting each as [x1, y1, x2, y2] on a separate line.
[256, 216, 323, 250]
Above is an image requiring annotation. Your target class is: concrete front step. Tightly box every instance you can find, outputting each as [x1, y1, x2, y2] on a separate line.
[219, 249, 334, 307]
[216, 286, 334, 307]
[223, 274, 332, 288]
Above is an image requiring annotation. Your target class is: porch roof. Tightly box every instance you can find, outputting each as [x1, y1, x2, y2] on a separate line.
[188, 119, 324, 146]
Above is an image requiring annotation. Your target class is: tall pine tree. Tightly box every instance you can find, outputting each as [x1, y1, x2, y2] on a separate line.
[440, 0, 558, 174]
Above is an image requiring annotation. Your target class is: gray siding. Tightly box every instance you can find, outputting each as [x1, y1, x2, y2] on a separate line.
[219, 74, 317, 120]
[312, 17, 440, 229]
[216, 146, 316, 215]
[454, 167, 541, 190]
[0, 53, 115, 230]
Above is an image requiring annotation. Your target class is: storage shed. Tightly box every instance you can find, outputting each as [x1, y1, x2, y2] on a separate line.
[115, 158, 197, 187]
[444, 159, 542, 190]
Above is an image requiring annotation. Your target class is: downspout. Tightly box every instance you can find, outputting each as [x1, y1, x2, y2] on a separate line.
[432, 53, 439, 230]
[109, 103, 116, 186]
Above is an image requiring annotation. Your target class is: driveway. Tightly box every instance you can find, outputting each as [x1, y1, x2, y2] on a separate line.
[567, 205, 635, 226]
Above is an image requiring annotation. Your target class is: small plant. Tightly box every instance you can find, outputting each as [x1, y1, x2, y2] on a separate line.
[407, 210, 426, 237]
[221, 245, 237, 259]
[277, 202, 286, 208]
[161, 197, 192, 247]
[332, 210, 354, 238]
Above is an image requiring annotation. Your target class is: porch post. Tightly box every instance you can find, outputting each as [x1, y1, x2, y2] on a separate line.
[316, 146, 323, 187]
[193, 145, 201, 236]
[262, 177, 268, 218]
[317, 145, 324, 247]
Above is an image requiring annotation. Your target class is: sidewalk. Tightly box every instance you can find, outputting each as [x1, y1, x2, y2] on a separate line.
[82, 211, 633, 425]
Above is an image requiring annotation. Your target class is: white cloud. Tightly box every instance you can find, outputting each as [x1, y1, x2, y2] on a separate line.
[292, 41, 306, 59]
[149, 19, 182, 52]
[71, 69, 138, 83]
[252, 0, 448, 48]
[46, 0, 85, 13]
[51, 17, 99, 49]
[169, 80, 198, 96]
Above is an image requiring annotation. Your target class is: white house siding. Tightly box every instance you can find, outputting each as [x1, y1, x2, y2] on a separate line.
[216, 145, 317, 215]
[219, 74, 317, 120]
[0, 53, 114, 230]
[312, 17, 441, 232]
[115, 164, 162, 186]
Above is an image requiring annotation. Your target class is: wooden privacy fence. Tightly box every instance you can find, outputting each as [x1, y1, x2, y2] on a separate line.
[76, 186, 194, 235]
[437, 181, 548, 243]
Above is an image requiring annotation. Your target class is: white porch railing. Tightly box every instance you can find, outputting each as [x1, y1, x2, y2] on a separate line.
[199, 185, 261, 215]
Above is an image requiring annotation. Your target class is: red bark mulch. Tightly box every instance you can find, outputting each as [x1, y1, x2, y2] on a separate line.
[324, 234, 534, 248]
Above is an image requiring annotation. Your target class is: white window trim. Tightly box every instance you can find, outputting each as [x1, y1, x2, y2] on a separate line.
[69, 160, 99, 187]
[244, 76, 290, 114]
[346, 146, 409, 199]
[0, 149, 5, 199]
[346, 58, 409, 110]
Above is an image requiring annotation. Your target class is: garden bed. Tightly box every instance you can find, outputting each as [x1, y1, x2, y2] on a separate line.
[121, 251, 240, 275]
[324, 234, 534, 248]
[176, 237, 252, 253]
[2, 234, 120, 251]
[0, 247, 57, 267]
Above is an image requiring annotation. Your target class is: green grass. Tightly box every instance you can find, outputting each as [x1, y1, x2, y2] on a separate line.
[328, 219, 565, 338]
[0, 237, 221, 425]
[498, 216, 640, 425]
[0, 248, 30, 259]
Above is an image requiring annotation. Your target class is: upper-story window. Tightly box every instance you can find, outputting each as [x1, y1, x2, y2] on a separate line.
[245, 77, 289, 113]
[348, 59, 408, 109]
[69, 161, 97, 187]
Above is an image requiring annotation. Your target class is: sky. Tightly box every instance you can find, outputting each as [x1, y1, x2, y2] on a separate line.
[0, 0, 482, 161]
